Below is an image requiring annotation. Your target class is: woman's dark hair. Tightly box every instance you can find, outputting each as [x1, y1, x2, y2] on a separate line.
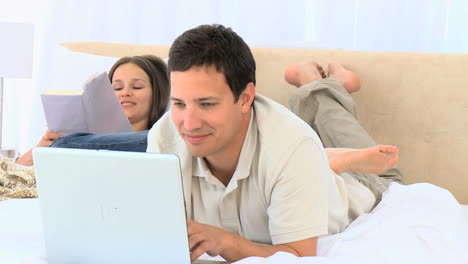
[168, 24, 256, 102]
[108, 55, 169, 129]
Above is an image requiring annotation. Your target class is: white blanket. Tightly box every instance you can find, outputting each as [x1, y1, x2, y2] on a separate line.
[235, 183, 468, 264]
[0, 183, 467, 264]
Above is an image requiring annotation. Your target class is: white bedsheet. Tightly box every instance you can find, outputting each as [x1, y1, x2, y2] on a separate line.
[0, 183, 467, 264]
[236, 183, 468, 264]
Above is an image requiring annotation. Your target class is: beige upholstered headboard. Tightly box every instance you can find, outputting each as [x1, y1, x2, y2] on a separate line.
[62, 42, 468, 203]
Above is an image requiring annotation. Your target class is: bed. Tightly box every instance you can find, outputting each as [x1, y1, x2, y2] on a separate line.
[1, 44, 467, 263]
[0, 183, 467, 263]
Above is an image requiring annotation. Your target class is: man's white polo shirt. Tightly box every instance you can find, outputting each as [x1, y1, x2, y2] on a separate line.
[147, 94, 353, 244]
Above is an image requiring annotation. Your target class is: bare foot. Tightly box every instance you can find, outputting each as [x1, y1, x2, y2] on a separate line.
[327, 63, 361, 93]
[326, 145, 399, 175]
[284, 62, 326, 88]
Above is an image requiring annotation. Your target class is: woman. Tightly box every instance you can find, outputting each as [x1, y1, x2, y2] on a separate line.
[15, 55, 170, 166]
[110, 55, 169, 131]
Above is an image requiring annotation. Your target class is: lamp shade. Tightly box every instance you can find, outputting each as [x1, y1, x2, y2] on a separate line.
[0, 21, 34, 78]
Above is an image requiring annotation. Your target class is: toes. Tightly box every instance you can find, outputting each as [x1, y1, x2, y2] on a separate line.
[327, 63, 337, 75]
[377, 145, 387, 153]
[377, 145, 397, 155]
[387, 154, 399, 168]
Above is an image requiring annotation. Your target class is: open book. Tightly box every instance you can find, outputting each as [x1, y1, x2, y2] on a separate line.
[41, 72, 133, 135]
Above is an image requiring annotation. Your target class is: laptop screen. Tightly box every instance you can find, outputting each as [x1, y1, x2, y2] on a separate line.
[33, 147, 191, 264]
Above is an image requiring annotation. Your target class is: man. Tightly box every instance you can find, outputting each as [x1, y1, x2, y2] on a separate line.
[147, 24, 400, 262]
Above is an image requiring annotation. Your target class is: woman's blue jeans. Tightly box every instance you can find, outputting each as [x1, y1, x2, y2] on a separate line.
[50, 131, 149, 152]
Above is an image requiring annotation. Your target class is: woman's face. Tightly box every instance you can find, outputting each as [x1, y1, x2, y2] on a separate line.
[111, 63, 153, 131]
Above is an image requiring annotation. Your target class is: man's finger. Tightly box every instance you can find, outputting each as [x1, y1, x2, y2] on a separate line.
[188, 232, 206, 251]
[187, 220, 202, 235]
[190, 241, 208, 262]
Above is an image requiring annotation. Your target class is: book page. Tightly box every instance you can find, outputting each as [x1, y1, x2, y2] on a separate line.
[81, 72, 133, 134]
[40, 94, 88, 135]
[41, 72, 132, 135]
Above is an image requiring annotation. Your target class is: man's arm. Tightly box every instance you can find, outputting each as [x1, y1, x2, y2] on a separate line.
[187, 139, 330, 262]
[187, 220, 317, 262]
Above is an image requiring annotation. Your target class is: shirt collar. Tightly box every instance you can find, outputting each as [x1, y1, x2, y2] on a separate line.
[233, 108, 257, 181]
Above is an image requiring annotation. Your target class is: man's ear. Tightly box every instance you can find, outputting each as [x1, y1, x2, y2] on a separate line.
[240, 82, 256, 113]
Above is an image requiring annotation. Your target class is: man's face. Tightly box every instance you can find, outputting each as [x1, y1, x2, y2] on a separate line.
[170, 66, 250, 160]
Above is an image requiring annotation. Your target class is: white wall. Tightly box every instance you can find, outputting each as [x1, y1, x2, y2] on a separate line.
[0, 0, 48, 152]
[1, 0, 467, 153]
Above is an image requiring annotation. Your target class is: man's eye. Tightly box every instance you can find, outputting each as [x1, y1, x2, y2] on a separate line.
[201, 102, 216, 107]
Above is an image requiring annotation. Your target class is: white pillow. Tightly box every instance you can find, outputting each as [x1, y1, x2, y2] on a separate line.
[48, 46, 119, 92]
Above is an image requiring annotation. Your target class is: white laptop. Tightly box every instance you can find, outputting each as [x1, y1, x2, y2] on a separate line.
[33, 147, 226, 264]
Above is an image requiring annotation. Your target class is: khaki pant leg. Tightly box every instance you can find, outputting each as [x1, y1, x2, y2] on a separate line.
[288, 78, 404, 203]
